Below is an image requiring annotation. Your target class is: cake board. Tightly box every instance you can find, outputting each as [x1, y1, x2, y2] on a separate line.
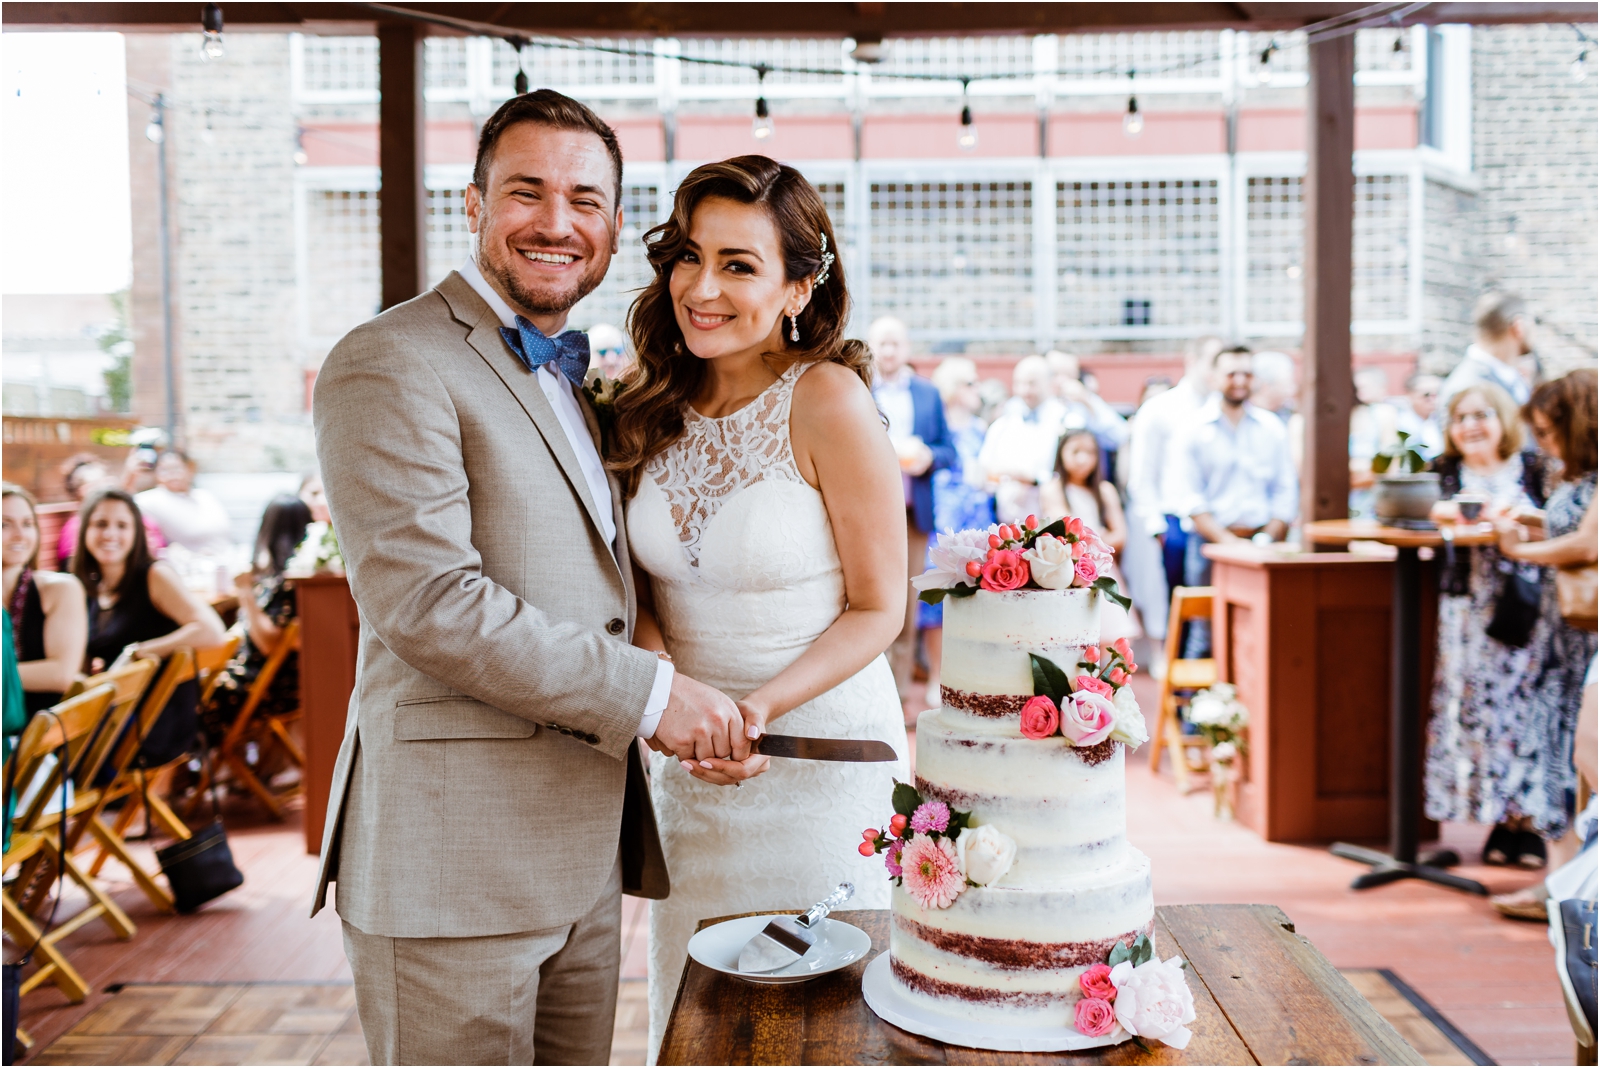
[859, 953, 1127, 1053]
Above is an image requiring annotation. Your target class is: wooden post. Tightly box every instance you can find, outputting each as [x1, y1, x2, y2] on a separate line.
[1301, 34, 1356, 530]
[295, 574, 360, 855]
[378, 22, 427, 310]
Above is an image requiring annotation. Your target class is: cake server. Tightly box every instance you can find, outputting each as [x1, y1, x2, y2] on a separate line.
[752, 735, 897, 762]
[737, 883, 855, 974]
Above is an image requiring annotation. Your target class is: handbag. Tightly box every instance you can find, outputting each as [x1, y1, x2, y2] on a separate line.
[144, 723, 243, 915]
[1485, 563, 1542, 648]
[1557, 564, 1598, 632]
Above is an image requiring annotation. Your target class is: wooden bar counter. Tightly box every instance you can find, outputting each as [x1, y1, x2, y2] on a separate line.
[289, 571, 359, 854]
[1201, 543, 1438, 844]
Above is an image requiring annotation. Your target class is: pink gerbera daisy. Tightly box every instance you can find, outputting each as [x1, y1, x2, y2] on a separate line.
[900, 834, 965, 909]
[884, 839, 905, 878]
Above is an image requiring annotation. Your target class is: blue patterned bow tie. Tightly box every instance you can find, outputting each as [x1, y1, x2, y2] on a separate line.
[498, 316, 591, 387]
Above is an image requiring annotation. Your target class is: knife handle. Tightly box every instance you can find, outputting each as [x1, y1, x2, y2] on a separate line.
[797, 882, 854, 929]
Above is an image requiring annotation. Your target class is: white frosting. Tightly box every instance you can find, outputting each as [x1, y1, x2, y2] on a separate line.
[941, 588, 1099, 696]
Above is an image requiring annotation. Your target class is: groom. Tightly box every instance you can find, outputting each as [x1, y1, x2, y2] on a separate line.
[311, 90, 752, 1065]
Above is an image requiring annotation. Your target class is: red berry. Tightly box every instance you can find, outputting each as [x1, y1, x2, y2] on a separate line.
[988, 534, 1002, 549]
[863, 828, 878, 841]
[1083, 646, 1100, 663]
[965, 560, 983, 577]
[889, 813, 908, 835]
[1127, 661, 1138, 675]
[1025, 514, 1038, 530]
[858, 841, 876, 857]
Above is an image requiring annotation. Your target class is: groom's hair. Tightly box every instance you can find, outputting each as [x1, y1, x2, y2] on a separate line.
[473, 89, 623, 209]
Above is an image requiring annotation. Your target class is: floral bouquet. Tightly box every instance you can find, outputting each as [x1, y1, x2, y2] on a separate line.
[287, 521, 343, 574]
[1074, 934, 1197, 1050]
[857, 782, 1016, 910]
[913, 515, 1132, 609]
[1019, 638, 1147, 749]
[1186, 683, 1248, 755]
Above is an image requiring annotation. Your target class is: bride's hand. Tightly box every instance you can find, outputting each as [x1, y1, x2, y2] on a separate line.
[680, 752, 771, 787]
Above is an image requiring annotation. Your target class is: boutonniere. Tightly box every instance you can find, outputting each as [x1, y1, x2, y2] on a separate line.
[581, 370, 626, 452]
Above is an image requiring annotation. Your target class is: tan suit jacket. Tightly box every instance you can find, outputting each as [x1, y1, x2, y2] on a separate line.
[310, 272, 668, 939]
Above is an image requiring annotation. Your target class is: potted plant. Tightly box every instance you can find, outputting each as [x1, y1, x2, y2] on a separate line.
[1370, 430, 1439, 522]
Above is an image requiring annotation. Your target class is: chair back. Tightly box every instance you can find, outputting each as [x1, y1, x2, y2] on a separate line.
[10, 685, 116, 834]
[100, 649, 197, 778]
[1163, 587, 1215, 666]
[196, 629, 244, 705]
[230, 618, 301, 729]
[71, 658, 159, 790]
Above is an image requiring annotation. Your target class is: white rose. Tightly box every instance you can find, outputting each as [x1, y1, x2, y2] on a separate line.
[1110, 685, 1148, 748]
[1021, 536, 1075, 590]
[1109, 957, 1196, 1049]
[913, 527, 996, 591]
[955, 823, 1017, 886]
[1211, 740, 1238, 762]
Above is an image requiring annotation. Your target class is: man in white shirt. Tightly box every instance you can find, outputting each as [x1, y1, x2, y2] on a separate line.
[1393, 372, 1444, 459]
[1163, 346, 1299, 591]
[979, 355, 1066, 524]
[1440, 290, 1536, 414]
[1044, 350, 1127, 452]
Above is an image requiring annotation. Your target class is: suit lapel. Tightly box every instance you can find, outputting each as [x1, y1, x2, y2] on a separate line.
[438, 274, 619, 577]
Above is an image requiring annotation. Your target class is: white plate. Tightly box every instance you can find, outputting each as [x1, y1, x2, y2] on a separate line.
[687, 915, 873, 985]
[860, 953, 1127, 1052]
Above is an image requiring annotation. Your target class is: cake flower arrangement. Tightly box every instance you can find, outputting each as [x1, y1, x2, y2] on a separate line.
[858, 782, 1016, 911]
[912, 515, 1133, 608]
[1073, 935, 1197, 1050]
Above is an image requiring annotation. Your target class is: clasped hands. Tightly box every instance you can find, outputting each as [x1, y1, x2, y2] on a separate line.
[646, 671, 772, 787]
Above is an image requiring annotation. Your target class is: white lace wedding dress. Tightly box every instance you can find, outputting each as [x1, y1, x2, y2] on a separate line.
[627, 362, 909, 1062]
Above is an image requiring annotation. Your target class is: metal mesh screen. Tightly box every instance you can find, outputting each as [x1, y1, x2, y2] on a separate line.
[566, 184, 663, 330]
[305, 190, 380, 343]
[300, 36, 379, 94]
[869, 182, 1033, 335]
[1244, 176, 1303, 325]
[501, 38, 656, 88]
[1056, 32, 1222, 80]
[876, 36, 1037, 80]
[426, 188, 475, 285]
[1057, 179, 1222, 331]
[676, 38, 848, 85]
[424, 37, 470, 91]
[1353, 173, 1410, 322]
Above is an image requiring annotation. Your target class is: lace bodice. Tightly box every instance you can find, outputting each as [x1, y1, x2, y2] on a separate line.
[641, 363, 809, 568]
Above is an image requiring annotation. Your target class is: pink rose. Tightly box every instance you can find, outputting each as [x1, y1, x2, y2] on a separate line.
[1019, 695, 1060, 740]
[1061, 691, 1116, 746]
[980, 549, 1030, 592]
[1075, 996, 1117, 1037]
[1075, 557, 1099, 585]
[1080, 962, 1117, 1001]
[1075, 674, 1113, 699]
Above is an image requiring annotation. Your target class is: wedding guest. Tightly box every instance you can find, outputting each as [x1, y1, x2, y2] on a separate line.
[135, 450, 234, 557]
[1490, 370, 1598, 872]
[2, 484, 86, 718]
[54, 454, 165, 570]
[299, 470, 331, 524]
[868, 315, 956, 712]
[1251, 350, 1302, 477]
[122, 447, 159, 494]
[918, 357, 996, 707]
[74, 488, 227, 769]
[1044, 350, 1127, 453]
[587, 322, 631, 380]
[979, 355, 1064, 525]
[1041, 430, 1136, 643]
[204, 495, 313, 745]
[1349, 367, 1399, 518]
[1440, 290, 1536, 412]
[1424, 381, 1554, 868]
[1394, 372, 1445, 459]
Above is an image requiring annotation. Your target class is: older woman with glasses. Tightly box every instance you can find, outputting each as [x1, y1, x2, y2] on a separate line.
[1425, 380, 1556, 870]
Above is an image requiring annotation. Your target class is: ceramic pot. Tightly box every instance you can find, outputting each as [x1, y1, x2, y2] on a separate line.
[1373, 472, 1441, 522]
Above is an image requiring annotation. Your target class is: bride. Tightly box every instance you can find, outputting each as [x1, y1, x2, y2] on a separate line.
[606, 156, 910, 1060]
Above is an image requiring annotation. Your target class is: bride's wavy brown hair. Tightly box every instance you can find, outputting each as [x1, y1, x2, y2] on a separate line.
[608, 155, 870, 497]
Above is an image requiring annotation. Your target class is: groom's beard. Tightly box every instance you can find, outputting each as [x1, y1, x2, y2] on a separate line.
[476, 219, 611, 318]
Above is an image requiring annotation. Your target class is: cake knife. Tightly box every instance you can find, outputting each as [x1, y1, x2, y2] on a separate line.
[737, 883, 855, 974]
[752, 734, 897, 762]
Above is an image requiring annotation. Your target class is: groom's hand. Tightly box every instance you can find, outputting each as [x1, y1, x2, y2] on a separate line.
[654, 671, 749, 762]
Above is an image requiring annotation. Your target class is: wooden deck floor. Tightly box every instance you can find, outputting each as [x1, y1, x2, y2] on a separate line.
[12, 669, 1575, 1065]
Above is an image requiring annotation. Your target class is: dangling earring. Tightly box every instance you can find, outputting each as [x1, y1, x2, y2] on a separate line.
[789, 314, 801, 343]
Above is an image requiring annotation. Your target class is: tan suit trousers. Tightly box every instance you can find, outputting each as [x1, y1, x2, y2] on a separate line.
[342, 856, 622, 1066]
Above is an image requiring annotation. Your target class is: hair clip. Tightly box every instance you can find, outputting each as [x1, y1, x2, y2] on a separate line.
[813, 231, 836, 287]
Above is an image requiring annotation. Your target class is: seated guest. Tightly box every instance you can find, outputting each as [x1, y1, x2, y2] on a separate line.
[74, 488, 227, 769]
[204, 495, 313, 744]
[1393, 372, 1444, 460]
[979, 355, 1067, 525]
[1041, 431, 1136, 643]
[135, 450, 234, 558]
[299, 470, 331, 524]
[2, 484, 87, 718]
[55, 454, 166, 570]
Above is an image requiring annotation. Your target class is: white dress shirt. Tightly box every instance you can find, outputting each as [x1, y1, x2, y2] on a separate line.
[1439, 344, 1531, 413]
[1162, 398, 1299, 531]
[1125, 375, 1211, 535]
[459, 258, 673, 738]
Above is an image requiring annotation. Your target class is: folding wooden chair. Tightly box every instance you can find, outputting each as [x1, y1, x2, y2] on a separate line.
[3, 685, 119, 1002]
[78, 651, 202, 912]
[200, 618, 304, 819]
[1148, 586, 1218, 793]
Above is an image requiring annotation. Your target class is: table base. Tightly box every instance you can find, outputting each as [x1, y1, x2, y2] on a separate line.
[859, 953, 1124, 1053]
[1330, 842, 1488, 895]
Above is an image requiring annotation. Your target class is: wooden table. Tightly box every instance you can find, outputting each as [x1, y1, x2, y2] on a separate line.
[659, 906, 1422, 1066]
[1303, 520, 1493, 896]
[287, 571, 359, 854]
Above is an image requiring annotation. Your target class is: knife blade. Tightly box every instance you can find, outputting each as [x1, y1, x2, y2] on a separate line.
[752, 734, 897, 762]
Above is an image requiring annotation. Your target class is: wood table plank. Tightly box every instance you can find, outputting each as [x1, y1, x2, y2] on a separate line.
[659, 906, 1422, 1067]
[1158, 905, 1423, 1067]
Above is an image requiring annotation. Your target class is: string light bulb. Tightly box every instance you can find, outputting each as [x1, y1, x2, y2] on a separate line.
[292, 127, 308, 166]
[752, 66, 774, 140]
[957, 79, 977, 152]
[1122, 72, 1142, 137]
[1257, 41, 1277, 84]
[1572, 48, 1590, 80]
[145, 109, 165, 144]
[200, 2, 225, 61]
[513, 39, 530, 94]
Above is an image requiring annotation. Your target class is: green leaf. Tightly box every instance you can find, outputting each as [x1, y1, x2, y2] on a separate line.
[1037, 517, 1066, 540]
[892, 780, 922, 819]
[917, 588, 947, 606]
[1029, 653, 1071, 704]
[946, 583, 980, 600]
[1092, 576, 1133, 611]
[1371, 452, 1393, 474]
[1129, 933, 1154, 967]
[1107, 940, 1132, 967]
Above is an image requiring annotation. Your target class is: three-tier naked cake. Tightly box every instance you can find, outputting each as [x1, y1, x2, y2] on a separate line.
[857, 518, 1194, 1051]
